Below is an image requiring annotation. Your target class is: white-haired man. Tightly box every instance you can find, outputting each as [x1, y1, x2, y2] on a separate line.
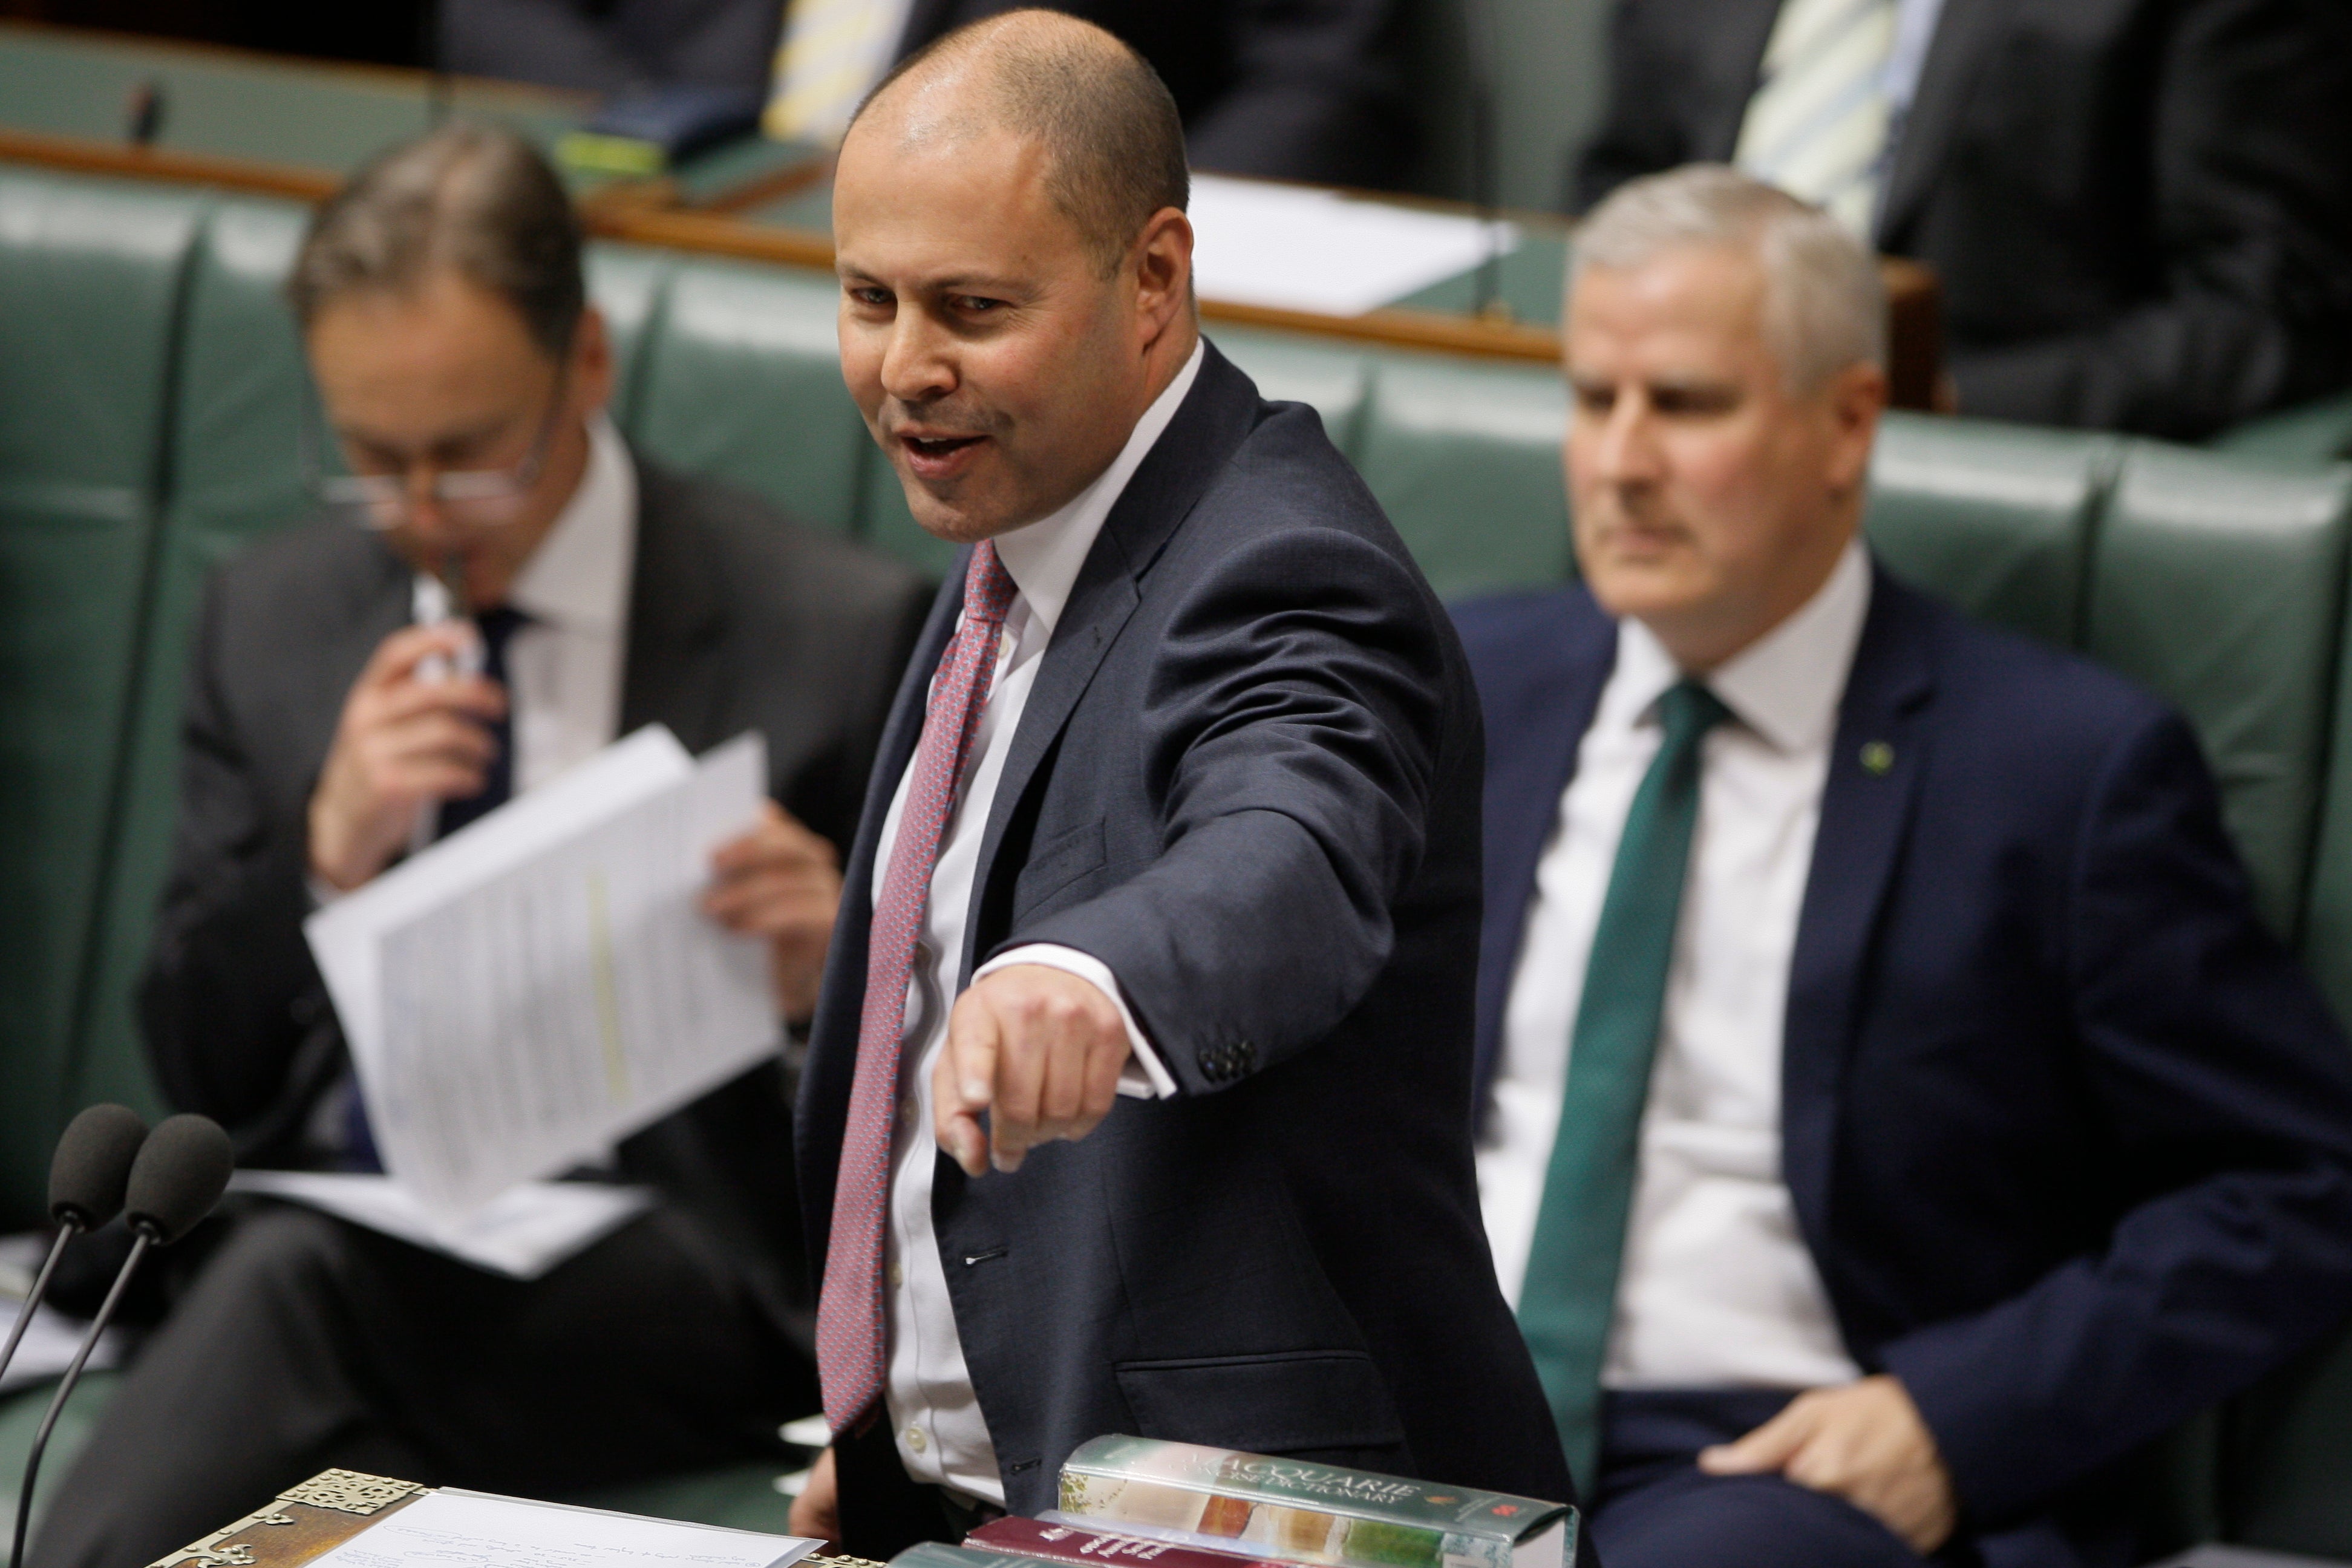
[1456, 165, 2352, 1567]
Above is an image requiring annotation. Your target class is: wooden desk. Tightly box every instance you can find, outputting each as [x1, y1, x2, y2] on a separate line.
[146, 1469, 886, 1568]
[0, 19, 1943, 406]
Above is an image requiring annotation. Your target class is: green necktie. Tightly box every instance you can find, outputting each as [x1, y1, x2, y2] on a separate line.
[1517, 677, 1730, 1497]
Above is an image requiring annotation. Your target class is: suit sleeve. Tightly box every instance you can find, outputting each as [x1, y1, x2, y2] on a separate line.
[1004, 527, 1453, 1097]
[139, 574, 340, 1149]
[1947, 0, 2352, 438]
[1183, 0, 1411, 188]
[1878, 708, 2352, 1526]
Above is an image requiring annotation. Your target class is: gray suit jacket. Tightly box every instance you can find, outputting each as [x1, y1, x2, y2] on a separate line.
[143, 456, 931, 1336]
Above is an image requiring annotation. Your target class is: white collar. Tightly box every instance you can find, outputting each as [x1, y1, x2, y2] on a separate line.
[505, 413, 637, 632]
[1613, 538, 1872, 753]
[991, 339, 1206, 635]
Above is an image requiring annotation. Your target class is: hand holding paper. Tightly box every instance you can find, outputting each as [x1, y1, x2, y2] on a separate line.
[305, 726, 780, 1221]
[703, 799, 842, 1023]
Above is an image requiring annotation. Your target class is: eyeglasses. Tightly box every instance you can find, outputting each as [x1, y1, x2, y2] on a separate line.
[302, 366, 570, 531]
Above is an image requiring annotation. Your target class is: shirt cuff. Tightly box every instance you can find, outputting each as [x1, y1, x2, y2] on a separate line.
[973, 944, 1177, 1099]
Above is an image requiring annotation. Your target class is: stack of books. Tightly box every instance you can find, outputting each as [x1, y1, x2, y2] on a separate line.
[891, 1437, 1576, 1568]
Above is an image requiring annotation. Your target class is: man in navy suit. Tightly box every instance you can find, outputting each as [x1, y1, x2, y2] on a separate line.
[786, 13, 1571, 1556]
[1457, 164, 2352, 1568]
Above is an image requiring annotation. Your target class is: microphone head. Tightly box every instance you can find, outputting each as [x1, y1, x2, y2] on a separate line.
[48, 1103, 149, 1230]
[122, 1114, 234, 1245]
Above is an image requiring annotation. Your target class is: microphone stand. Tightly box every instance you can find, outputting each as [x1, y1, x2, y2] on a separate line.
[10, 1229, 151, 1568]
[0, 1226, 76, 1387]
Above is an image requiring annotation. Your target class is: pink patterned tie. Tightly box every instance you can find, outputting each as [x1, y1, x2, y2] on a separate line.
[815, 540, 1019, 1436]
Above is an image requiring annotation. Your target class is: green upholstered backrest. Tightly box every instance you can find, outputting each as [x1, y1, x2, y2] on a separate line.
[67, 195, 312, 1125]
[2223, 1324, 2352, 1558]
[0, 170, 205, 1223]
[1351, 348, 1572, 598]
[2086, 449, 2352, 941]
[627, 258, 869, 533]
[1864, 414, 2114, 649]
[2213, 389, 2352, 467]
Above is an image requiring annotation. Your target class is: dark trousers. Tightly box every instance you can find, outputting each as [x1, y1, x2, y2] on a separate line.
[1590, 1390, 1929, 1568]
[833, 1416, 1002, 1561]
[31, 1201, 812, 1568]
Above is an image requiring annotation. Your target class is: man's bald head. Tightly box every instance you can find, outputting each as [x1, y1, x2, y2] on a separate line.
[847, 8, 1188, 275]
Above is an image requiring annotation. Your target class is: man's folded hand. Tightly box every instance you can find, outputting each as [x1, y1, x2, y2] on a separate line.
[1698, 1374, 1958, 1553]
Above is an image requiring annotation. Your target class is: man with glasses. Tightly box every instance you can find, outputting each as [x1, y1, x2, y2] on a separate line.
[33, 122, 931, 1568]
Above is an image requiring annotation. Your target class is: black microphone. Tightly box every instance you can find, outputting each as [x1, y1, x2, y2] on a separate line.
[0, 1106, 148, 1390]
[11, 1114, 232, 1568]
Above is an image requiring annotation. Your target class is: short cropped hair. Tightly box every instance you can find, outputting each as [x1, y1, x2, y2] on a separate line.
[288, 122, 584, 358]
[1571, 165, 1886, 392]
[853, 10, 1189, 275]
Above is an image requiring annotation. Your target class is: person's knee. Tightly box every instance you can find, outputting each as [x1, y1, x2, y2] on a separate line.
[1592, 1469, 1926, 1568]
[185, 1204, 371, 1324]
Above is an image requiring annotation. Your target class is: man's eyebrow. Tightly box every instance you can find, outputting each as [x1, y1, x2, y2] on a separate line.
[835, 263, 1027, 297]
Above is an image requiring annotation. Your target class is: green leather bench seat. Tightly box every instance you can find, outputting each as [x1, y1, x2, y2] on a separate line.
[5, 161, 2352, 1557]
[0, 171, 206, 1216]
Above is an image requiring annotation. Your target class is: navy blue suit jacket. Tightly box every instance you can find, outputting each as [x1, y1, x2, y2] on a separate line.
[1455, 569, 2352, 1551]
[798, 345, 1572, 1518]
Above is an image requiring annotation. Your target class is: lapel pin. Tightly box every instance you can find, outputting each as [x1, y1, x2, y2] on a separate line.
[1860, 740, 1895, 776]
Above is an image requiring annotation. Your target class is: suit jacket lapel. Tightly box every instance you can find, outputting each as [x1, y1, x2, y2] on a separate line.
[1471, 588, 1616, 1119]
[1781, 564, 1935, 1299]
[619, 462, 733, 748]
[964, 345, 1262, 970]
[1878, 0, 2014, 245]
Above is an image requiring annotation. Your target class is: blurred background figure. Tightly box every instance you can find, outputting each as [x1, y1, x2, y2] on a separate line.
[1575, 0, 2352, 439]
[763, 0, 1414, 187]
[440, 0, 783, 98]
[27, 121, 930, 1568]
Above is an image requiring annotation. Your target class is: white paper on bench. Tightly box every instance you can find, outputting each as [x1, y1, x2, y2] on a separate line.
[301, 1487, 821, 1568]
[305, 727, 775, 1221]
[227, 1171, 655, 1281]
[1186, 173, 1521, 317]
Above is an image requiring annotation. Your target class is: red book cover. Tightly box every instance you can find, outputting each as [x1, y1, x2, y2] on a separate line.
[967, 1515, 1289, 1568]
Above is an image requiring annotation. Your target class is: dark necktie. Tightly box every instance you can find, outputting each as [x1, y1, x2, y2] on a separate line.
[1517, 677, 1731, 1495]
[342, 602, 532, 1172]
[435, 603, 531, 839]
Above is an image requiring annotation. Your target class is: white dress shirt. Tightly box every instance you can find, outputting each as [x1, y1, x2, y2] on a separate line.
[869, 342, 1203, 1504]
[1477, 540, 1871, 1391]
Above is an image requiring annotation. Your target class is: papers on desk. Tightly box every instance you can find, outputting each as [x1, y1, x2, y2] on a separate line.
[302, 1488, 819, 1568]
[0, 1294, 123, 1395]
[1186, 174, 1520, 317]
[305, 726, 778, 1223]
[228, 1171, 655, 1281]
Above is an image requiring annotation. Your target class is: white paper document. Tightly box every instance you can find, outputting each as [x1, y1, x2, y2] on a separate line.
[228, 1171, 656, 1281]
[1186, 173, 1520, 316]
[305, 727, 777, 1221]
[0, 1295, 123, 1394]
[303, 1488, 819, 1568]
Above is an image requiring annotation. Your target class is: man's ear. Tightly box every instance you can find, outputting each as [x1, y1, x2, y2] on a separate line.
[570, 305, 617, 418]
[1824, 359, 1888, 495]
[1131, 207, 1195, 343]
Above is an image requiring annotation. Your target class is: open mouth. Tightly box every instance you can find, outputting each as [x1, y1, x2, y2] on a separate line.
[898, 430, 988, 480]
